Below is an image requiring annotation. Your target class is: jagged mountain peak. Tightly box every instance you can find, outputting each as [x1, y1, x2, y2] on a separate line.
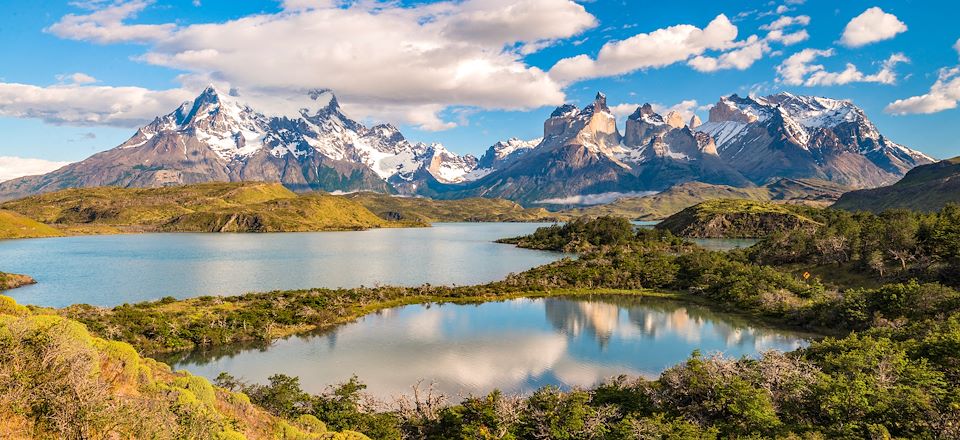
[0, 89, 937, 205]
[305, 88, 341, 114]
[550, 104, 580, 119]
[628, 104, 663, 123]
[583, 91, 612, 115]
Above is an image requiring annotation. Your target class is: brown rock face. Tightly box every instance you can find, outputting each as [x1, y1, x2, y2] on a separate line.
[623, 104, 670, 147]
[689, 115, 703, 129]
[665, 111, 685, 129]
[708, 95, 761, 124]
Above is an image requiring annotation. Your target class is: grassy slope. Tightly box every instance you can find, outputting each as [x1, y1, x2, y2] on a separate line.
[0, 295, 369, 439]
[657, 199, 820, 238]
[0, 210, 64, 239]
[833, 157, 960, 212]
[0, 182, 392, 234]
[345, 192, 570, 223]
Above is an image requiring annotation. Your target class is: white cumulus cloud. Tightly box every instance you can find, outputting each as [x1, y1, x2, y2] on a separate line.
[840, 7, 907, 48]
[44, 0, 597, 131]
[760, 15, 810, 31]
[0, 156, 73, 182]
[549, 15, 739, 83]
[777, 49, 908, 86]
[535, 191, 659, 206]
[689, 36, 768, 72]
[0, 82, 192, 127]
[886, 67, 960, 115]
[46, 0, 175, 44]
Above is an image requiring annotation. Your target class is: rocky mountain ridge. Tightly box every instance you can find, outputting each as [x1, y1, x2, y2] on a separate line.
[0, 88, 934, 205]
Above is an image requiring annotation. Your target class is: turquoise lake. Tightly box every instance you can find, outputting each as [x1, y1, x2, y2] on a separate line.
[0, 223, 564, 307]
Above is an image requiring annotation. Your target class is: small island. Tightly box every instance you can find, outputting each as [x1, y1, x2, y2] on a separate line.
[0, 272, 35, 291]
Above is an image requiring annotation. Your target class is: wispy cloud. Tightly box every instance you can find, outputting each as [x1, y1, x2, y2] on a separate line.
[0, 156, 72, 182]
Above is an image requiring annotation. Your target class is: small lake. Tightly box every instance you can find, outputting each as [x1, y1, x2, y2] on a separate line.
[163, 295, 810, 399]
[0, 223, 564, 308]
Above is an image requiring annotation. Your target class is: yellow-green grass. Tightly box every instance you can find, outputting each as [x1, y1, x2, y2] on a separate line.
[0, 294, 368, 439]
[0, 182, 399, 235]
[345, 191, 570, 223]
[0, 209, 64, 239]
[657, 199, 822, 238]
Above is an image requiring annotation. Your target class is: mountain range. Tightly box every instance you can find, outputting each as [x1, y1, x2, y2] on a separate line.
[0, 87, 935, 204]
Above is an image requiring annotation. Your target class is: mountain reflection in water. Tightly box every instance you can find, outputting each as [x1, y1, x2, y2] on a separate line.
[164, 296, 811, 399]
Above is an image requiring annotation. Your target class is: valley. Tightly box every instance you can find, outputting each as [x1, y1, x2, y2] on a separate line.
[5, 2, 960, 438]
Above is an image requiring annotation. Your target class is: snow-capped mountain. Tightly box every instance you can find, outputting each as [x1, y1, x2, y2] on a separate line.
[697, 93, 933, 187]
[0, 86, 481, 200]
[0, 88, 935, 205]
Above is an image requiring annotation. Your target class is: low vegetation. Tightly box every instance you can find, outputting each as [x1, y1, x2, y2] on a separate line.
[656, 199, 822, 238]
[0, 272, 35, 291]
[0, 295, 370, 439]
[0, 182, 399, 235]
[344, 192, 569, 223]
[496, 216, 664, 252]
[749, 204, 960, 286]
[13, 209, 960, 438]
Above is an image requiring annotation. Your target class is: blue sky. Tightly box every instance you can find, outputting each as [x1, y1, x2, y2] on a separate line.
[1, 0, 958, 176]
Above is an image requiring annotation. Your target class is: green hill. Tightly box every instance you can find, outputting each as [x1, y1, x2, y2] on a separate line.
[0, 210, 64, 239]
[0, 182, 393, 234]
[0, 295, 368, 439]
[569, 179, 846, 221]
[833, 157, 960, 212]
[656, 199, 821, 238]
[344, 192, 570, 223]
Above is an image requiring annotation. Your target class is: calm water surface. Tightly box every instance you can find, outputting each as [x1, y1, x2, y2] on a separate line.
[164, 295, 809, 399]
[0, 223, 564, 308]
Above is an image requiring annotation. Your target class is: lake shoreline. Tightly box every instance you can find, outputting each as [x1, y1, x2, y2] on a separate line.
[0, 272, 36, 291]
[52, 285, 832, 359]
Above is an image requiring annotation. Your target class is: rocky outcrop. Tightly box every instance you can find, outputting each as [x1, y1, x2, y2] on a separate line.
[689, 115, 703, 129]
[665, 111, 685, 129]
[623, 104, 672, 147]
